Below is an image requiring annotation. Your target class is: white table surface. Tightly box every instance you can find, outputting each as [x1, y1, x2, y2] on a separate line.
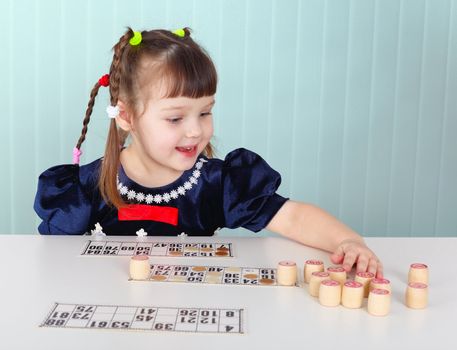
[0, 235, 455, 350]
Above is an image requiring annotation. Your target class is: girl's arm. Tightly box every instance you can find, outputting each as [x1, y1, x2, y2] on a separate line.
[266, 200, 383, 278]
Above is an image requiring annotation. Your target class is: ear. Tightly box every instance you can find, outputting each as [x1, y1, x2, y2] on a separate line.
[115, 100, 134, 132]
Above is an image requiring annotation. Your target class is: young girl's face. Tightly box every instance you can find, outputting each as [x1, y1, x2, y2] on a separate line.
[129, 91, 215, 177]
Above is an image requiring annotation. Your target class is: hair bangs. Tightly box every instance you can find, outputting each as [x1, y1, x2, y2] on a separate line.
[161, 45, 217, 99]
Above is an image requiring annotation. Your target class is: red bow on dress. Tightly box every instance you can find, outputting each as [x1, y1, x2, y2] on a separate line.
[118, 204, 178, 226]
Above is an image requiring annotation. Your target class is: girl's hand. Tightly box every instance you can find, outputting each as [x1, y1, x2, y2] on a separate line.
[330, 239, 384, 278]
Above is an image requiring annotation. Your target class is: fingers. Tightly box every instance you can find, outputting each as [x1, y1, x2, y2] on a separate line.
[342, 254, 383, 278]
[330, 253, 344, 264]
[330, 245, 344, 264]
[367, 257, 378, 276]
[331, 241, 384, 278]
[330, 245, 345, 265]
[341, 250, 358, 272]
[354, 255, 369, 273]
[374, 260, 384, 279]
[362, 254, 383, 278]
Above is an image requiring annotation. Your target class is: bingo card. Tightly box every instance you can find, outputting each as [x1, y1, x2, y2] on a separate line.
[81, 240, 233, 257]
[41, 303, 243, 334]
[137, 264, 296, 287]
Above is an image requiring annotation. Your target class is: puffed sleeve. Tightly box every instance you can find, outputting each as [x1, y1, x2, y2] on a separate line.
[33, 164, 94, 235]
[222, 148, 288, 232]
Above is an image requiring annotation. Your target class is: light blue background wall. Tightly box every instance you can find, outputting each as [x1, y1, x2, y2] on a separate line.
[0, 0, 456, 236]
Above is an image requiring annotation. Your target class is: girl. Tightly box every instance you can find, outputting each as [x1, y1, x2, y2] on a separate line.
[34, 27, 383, 278]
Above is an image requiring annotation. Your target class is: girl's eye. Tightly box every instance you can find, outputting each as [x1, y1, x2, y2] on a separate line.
[167, 117, 182, 124]
[200, 112, 212, 117]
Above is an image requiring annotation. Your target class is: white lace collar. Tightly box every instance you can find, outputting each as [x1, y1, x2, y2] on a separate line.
[117, 158, 208, 204]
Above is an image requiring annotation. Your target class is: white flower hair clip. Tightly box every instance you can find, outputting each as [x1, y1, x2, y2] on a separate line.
[91, 222, 106, 238]
[136, 228, 148, 237]
[106, 105, 120, 119]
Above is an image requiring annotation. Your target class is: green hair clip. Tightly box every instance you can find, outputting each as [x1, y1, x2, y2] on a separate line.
[129, 31, 142, 46]
[172, 28, 185, 38]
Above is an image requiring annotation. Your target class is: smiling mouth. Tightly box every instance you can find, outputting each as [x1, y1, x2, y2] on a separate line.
[176, 145, 197, 153]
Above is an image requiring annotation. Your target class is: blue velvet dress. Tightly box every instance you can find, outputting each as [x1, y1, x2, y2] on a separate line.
[34, 148, 288, 236]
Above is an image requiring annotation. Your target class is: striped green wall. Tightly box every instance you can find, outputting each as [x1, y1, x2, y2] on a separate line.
[0, 0, 456, 236]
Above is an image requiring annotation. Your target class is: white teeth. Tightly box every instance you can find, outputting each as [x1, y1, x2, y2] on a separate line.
[177, 146, 194, 152]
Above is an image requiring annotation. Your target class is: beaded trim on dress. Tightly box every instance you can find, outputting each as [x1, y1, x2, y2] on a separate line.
[117, 158, 208, 204]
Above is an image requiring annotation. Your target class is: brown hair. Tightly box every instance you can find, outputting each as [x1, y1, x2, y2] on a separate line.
[75, 27, 217, 208]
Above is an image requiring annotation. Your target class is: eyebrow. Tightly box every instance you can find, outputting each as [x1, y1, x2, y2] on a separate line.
[160, 100, 216, 112]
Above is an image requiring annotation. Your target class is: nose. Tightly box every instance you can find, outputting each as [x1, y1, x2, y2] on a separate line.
[185, 117, 203, 138]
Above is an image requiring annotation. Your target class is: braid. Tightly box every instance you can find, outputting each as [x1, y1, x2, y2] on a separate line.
[76, 29, 132, 153]
[109, 29, 134, 107]
[76, 81, 102, 150]
[99, 28, 135, 208]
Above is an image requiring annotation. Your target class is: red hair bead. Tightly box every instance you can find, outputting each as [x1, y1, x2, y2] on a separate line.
[98, 74, 110, 87]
